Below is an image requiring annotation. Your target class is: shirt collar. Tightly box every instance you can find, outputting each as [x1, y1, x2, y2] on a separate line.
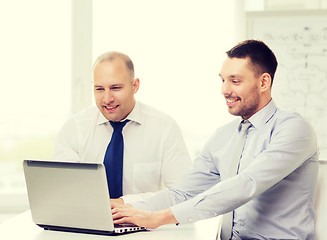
[96, 101, 143, 125]
[125, 101, 143, 125]
[246, 99, 277, 129]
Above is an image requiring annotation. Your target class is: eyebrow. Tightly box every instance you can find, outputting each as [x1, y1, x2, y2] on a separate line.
[109, 84, 123, 87]
[219, 73, 243, 79]
[94, 83, 124, 88]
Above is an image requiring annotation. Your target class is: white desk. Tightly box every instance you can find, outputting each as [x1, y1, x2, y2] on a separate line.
[0, 211, 221, 240]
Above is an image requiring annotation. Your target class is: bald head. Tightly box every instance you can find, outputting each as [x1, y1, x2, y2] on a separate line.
[93, 51, 135, 80]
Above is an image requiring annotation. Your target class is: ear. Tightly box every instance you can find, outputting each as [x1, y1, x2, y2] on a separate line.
[132, 78, 140, 94]
[260, 73, 271, 92]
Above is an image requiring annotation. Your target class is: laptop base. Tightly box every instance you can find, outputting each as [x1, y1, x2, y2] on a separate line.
[39, 224, 147, 235]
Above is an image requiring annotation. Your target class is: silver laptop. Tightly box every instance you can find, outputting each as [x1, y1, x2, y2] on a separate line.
[23, 160, 146, 235]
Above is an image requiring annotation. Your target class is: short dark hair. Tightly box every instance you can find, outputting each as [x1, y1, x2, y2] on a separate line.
[226, 39, 278, 85]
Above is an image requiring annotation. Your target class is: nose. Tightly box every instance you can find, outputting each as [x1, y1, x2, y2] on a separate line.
[221, 80, 231, 96]
[103, 90, 114, 104]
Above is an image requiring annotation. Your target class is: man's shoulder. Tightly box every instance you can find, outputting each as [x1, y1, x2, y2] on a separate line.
[68, 105, 100, 124]
[56, 106, 100, 138]
[269, 108, 316, 140]
[274, 108, 310, 127]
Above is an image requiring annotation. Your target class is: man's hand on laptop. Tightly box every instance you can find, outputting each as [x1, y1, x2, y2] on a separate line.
[111, 205, 178, 229]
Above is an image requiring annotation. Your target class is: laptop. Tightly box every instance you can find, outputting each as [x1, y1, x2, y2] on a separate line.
[23, 159, 146, 235]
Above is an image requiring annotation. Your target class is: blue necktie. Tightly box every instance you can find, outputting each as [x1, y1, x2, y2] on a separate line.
[103, 120, 129, 198]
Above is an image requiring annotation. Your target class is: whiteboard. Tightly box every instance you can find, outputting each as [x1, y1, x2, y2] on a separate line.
[246, 10, 327, 160]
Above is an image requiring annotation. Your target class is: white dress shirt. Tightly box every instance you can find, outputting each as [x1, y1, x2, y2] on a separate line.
[133, 100, 319, 239]
[53, 101, 192, 204]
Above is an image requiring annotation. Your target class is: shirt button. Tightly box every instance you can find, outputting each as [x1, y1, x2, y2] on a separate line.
[239, 221, 245, 226]
[213, 212, 218, 216]
[188, 217, 193, 222]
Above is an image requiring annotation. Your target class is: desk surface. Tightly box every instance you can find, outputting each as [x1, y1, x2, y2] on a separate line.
[0, 211, 221, 240]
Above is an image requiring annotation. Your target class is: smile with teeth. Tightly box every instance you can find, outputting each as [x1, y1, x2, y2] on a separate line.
[226, 98, 240, 106]
[226, 99, 238, 103]
[105, 105, 119, 111]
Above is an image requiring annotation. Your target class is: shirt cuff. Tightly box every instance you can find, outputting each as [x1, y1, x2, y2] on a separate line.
[120, 195, 136, 205]
[170, 201, 200, 224]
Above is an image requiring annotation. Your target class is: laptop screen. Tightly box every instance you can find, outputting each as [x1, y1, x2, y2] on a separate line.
[23, 160, 114, 232]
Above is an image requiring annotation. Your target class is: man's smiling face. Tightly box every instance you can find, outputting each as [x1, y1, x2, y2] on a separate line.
[93, 59, 139, 122]
[219, 57, 262, 120]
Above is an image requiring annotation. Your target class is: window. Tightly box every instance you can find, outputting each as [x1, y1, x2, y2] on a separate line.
[0, 0, 71, 221]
